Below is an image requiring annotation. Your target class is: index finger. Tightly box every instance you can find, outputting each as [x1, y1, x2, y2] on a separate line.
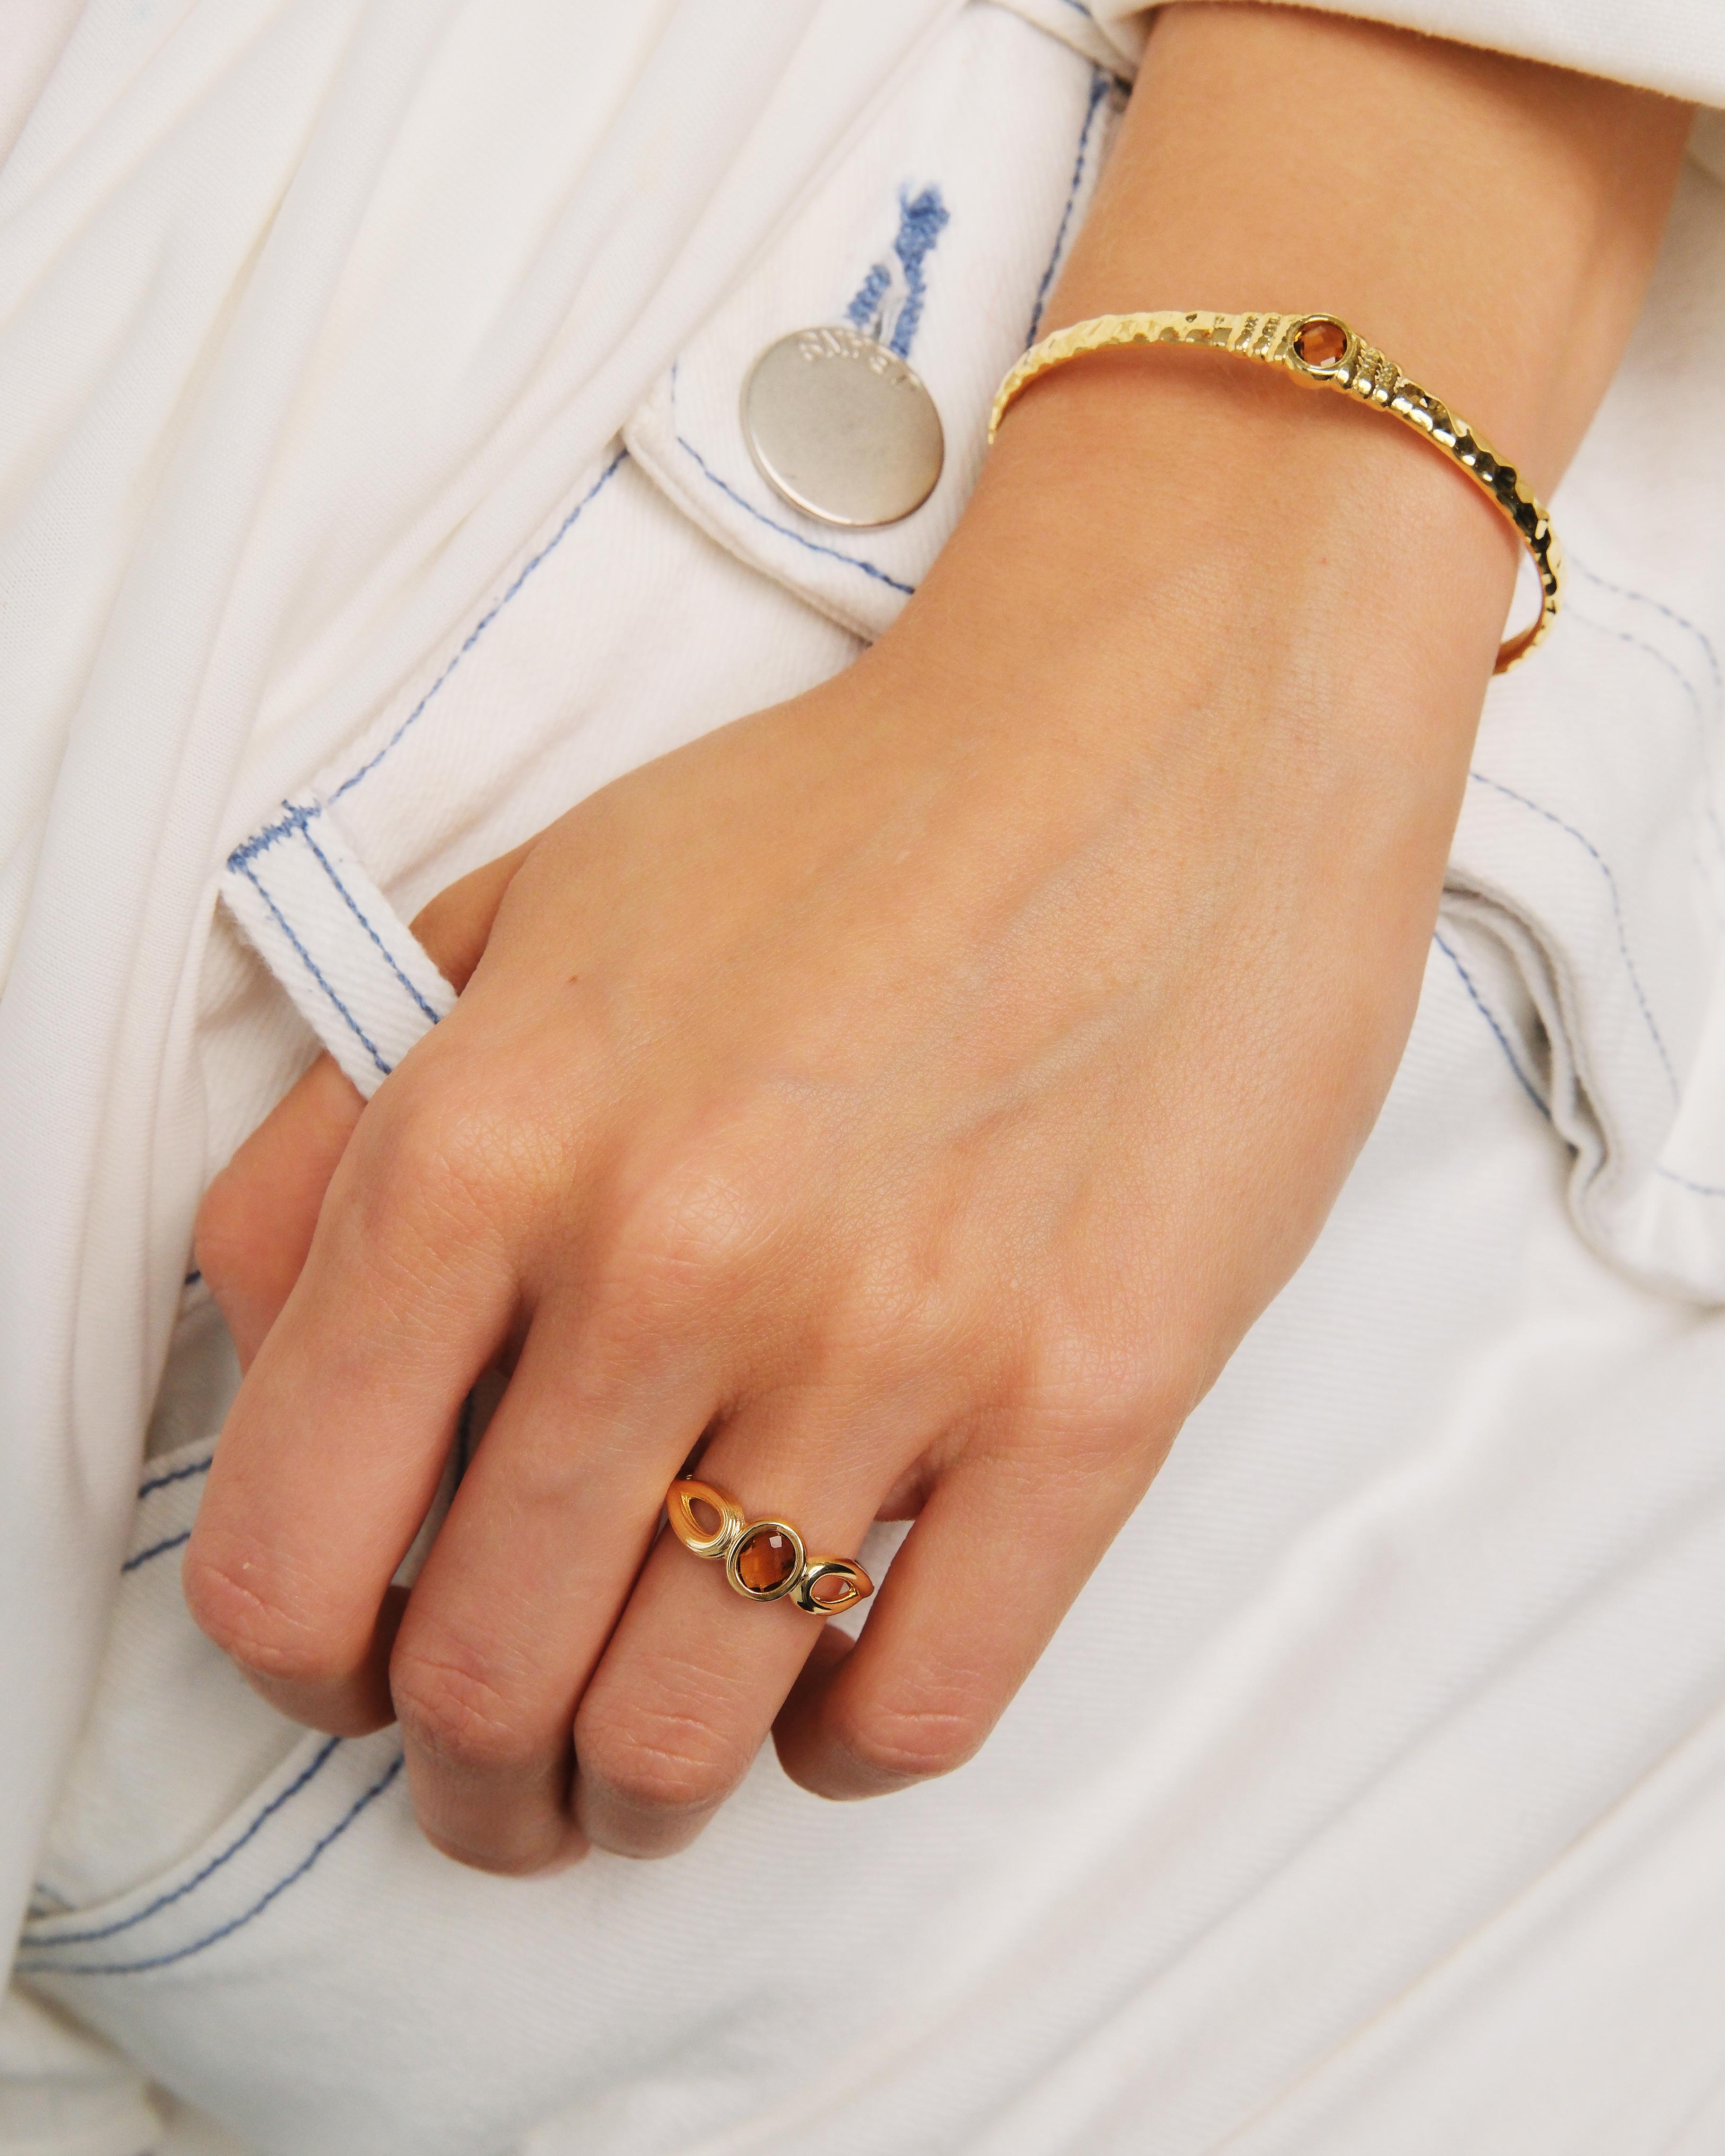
[195, 1052, 365, 1373]
[183, 1061, 519, 1733]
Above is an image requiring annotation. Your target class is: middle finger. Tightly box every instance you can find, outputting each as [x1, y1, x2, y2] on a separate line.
[385, 1285, 723, 1874]
[569, 1398, 899, 1858]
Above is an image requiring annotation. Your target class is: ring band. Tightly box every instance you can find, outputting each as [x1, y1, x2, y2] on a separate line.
[989, 310, 1562, 675]
[665, 1478, 874, 1617]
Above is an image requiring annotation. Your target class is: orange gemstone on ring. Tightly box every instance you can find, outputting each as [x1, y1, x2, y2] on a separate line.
[736, 1526, 798, 1594]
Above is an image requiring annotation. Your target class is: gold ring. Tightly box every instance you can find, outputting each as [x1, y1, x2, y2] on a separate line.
[665, 1478, 874, 1617]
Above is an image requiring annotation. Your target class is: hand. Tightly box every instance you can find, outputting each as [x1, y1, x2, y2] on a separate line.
[188, 368, 1491, 1877]
[186, 9, 1687, 1873]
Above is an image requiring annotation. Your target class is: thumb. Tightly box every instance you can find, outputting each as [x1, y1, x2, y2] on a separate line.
[195, 841, 533, 1370]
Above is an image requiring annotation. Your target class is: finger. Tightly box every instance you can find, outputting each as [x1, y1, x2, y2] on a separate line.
[772, 1421, 1169, 1802]
[195, 1054, 364, 1371]
[192, 843, 532, 1372]
[382, 1287, 727, 1876]
[183, 1045, 521, 1736]
[409, 841, 532, 993]
[569, 1402, 893, 1860]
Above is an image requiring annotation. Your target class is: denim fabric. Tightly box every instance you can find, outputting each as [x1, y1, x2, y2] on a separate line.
[17, 7, 1725, 2153]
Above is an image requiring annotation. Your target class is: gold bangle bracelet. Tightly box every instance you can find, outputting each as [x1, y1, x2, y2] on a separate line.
[989, 311, 1561, 675]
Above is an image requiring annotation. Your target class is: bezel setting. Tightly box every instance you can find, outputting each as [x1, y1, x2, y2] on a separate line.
[666, 1478, 745, 1563]
[792, 1559, 871, 1617]
[725, 1519, 808, 1602]
[666, 1477, 877, 1617]
[1285, 313, 1356, 380]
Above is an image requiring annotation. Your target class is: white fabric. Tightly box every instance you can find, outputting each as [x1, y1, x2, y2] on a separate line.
[25, 433, 1725, 2154]
[220, 800, 457, 1098]
[0, 0, 958, 2032]
[6, 0, 1725, 2150]
[24, 995, 1725, 2156]
[0, 1990, 160, 2156]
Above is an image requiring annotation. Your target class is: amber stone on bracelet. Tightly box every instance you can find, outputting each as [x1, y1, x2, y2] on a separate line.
[736, 1526, 799, 1594]
[1293, 317, 1348, 367]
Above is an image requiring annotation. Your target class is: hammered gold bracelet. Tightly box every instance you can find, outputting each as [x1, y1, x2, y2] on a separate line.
[989, 311, 1561, 674]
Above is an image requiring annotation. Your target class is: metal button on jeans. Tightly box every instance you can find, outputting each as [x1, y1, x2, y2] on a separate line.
[741, 326, 944, 528]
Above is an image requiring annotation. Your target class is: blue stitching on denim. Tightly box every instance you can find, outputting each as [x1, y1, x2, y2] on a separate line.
[888, 186, 949, 356]
[1568, 610, 1725, 874]
[845, 263, 892, 339]
[845, 186, 950, 359]
[121, 1529, 190, 1574]
[296, 819, 443, 1026]
[328, 452, 627, 806]
[1433, 931, 1551, 1121]
[1438, 924, 1725, 1197]
[1027, 70, 1112, 347]
[1653, 1163, 1725, 1198]
[676, 428, 915, 594]
[1501, 566, 1725, 1196]
[227, 798, 317, 872]
[19, 1751, 401, 1977]
[136, 1454, 214, 1502]
[225, 453, 624, 875]
[23, 1741, 344, 1951]
[232, 859, 392, 1078]
[1466, 770, 1680, 1102]
[671, 369, 915, 596]
[1568, 555, 1723, 706]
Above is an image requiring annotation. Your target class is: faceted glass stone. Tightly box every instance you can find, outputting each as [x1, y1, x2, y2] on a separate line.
[1294, 318, 1348, 367]
[736, 1526, 798, 1594]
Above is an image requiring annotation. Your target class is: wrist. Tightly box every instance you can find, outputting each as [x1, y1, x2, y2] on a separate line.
[891, 348, 1510, 782]
[1054, 9, 1690, 493]
[827, 359, 1494, 1017]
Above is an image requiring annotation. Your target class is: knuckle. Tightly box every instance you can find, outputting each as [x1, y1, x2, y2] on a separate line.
[390, 1642, 540, 1780]
[829, 1687, 993, 1787]
[575, 1692, 751, 1819]
[1017, 1308, 1197, 1466]
[191, 1162, 253, 1297]
[832, 1243, 960, 1380]
[320, 1084, 529, 1314]
[612, 1137, 790, 1303]
[356, 1080, 497, 1215]
[182, 1543, 349, 1688]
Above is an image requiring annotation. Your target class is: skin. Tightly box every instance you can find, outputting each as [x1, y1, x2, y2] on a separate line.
[185, 7, 1693, 1874]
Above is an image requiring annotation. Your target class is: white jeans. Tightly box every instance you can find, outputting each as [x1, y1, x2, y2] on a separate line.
[15, 8, 1725, 2150]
